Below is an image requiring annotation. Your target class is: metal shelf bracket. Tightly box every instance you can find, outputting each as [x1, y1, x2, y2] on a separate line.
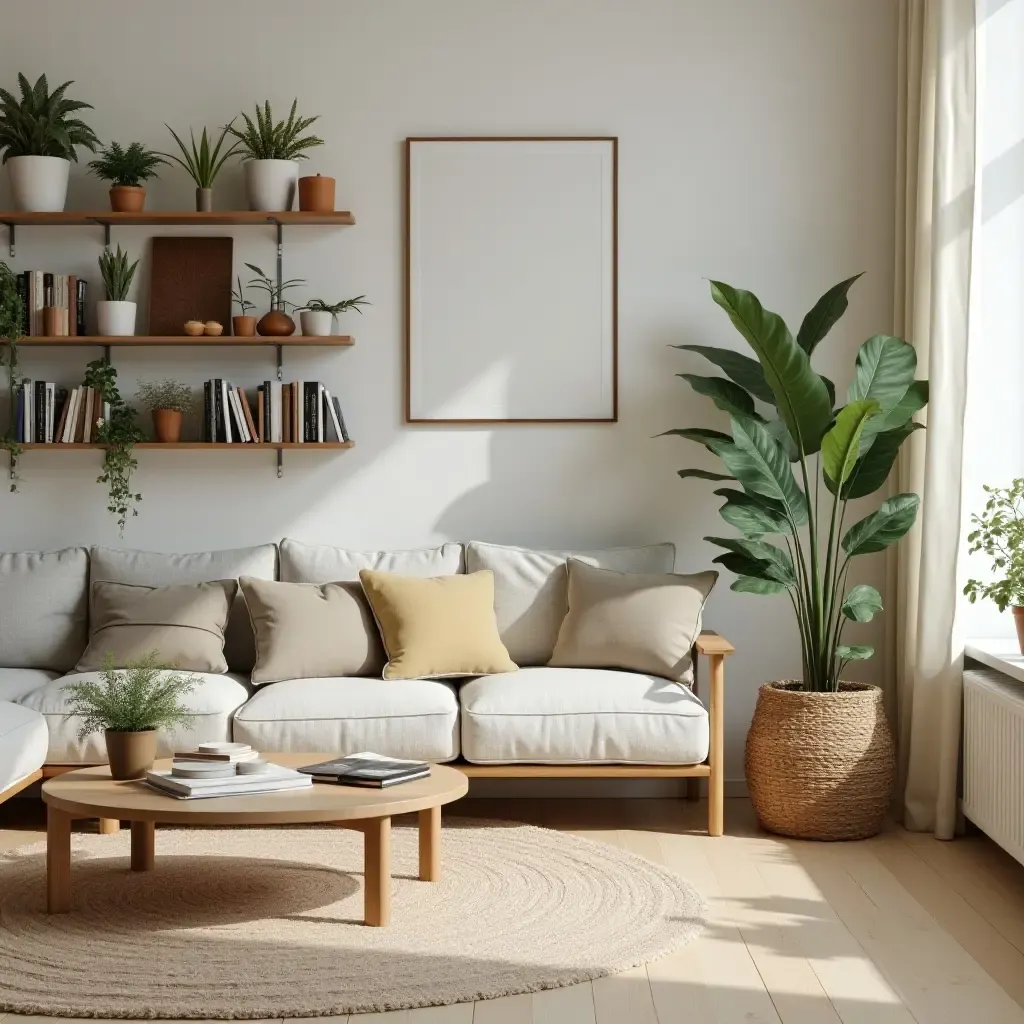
[6, 223, 14, 258]
[277, 449, 283, 479]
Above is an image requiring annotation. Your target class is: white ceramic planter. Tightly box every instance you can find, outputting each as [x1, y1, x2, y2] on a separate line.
[300, 310, 334, 336]
[244, 159, 298, 211]
[8, 155, 70, 211]
[96, 300, 137, 337]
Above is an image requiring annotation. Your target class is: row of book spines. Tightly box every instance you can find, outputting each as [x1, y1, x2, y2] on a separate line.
[256, 380, 351, 445]
[15, 383, 108, 444]
[14, 273, 87, 336]
[202, 380, 260, 444]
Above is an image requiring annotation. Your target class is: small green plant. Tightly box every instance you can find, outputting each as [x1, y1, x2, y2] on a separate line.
[135, 378, 192, 413]
[297, 296, 370, 316]
[964, 480, 1024, 612]
[245, 262, 305, 312]
[98, 245, 139, 301]
[87, 141, 167, 187]
[226, 99, 324, 161]
[63, 651, 198, 737]
[161, 122, 240, 188]
[0, 260, 24, 491]
[232, 274, 255, 316]
[0, 73, 99, 162]
[84, 358, 144, 535]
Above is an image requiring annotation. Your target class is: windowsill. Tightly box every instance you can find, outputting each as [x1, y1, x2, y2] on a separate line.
[965, 638, 1024, 685]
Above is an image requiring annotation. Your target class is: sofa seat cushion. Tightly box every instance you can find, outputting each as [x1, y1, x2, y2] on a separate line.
[0, 702, 48, 793]
[0, 668, 59, 703]
[19, 671, 251, 764]
[460, 667, 709, 765]
[232, 678, 460, 762]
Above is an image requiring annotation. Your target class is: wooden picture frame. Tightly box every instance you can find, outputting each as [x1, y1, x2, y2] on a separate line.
[405, 137, 618, 424]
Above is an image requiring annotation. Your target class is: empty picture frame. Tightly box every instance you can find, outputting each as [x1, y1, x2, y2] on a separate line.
[406, 137, 618, 423]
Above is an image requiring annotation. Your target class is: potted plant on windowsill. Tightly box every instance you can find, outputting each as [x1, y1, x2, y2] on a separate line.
[964, 480, 1024, 653]
[246, 262, 304, 336]
[87, 141, 168, 213]
[665, 275, 928, 840]
[96, 245, 139, 336]
[226, 99, 324, 212]
[62, 652, 198, 779]
[136, 378, 192, 443]
[231, 275, 257, 337]
[296, 295, 369, 336]
[0, 73, 99, 211]
[160, 122, 240, 212]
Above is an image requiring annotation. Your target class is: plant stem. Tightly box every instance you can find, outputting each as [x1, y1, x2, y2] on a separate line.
[797, 453, 823, 690]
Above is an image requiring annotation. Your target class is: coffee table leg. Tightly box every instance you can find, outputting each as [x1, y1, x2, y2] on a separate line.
[98, 817, 120, 835]
[419, 806, 441, 881]
[47, 807, 72, 914]
[130, 820, 155, 872]
[364, 816, 391, 927]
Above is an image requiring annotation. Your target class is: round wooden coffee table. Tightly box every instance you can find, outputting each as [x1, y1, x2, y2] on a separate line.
[41, 754, 468, 926]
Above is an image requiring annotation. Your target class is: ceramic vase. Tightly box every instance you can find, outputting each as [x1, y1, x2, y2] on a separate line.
[300, 310, 333, 336]
[8, 155, 70, 211]
[245, 159, 298, 212]
[298, 174, 335, 212]
[96, 300, 136, 337]
[257, 309, 296, 336]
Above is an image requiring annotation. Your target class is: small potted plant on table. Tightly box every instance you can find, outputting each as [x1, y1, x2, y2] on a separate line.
[297, 295, 369, 336]
[231, 275, 257, 337]
[246, 262, 304, 336]
[63, 653, 198, 780]
[160, 122, 240, 212]
[87, 141, 168, 212]
[97, 245, 139, 336]
[136, 378, 192, 443]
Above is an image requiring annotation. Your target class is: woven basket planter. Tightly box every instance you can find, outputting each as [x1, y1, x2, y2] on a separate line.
[745, 681, 895, 841]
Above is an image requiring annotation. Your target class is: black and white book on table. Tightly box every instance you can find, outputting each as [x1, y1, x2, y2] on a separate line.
[298, 751, 430, 788]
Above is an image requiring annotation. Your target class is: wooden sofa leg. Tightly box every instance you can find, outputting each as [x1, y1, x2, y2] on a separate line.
[98, 817, 120, 835]
[707, 652, 725, 837]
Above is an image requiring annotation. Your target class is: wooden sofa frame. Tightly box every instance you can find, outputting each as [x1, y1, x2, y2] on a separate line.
[8, 631, 735, 838]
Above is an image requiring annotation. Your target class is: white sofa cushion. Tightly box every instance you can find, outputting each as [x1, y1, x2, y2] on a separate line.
[0, 701, 48, 794]
[20, 671, 251, 764]
[0, 668, 59, 703]
[465, 542, 676, 666]
[90, 544, 277, 675]
[0, 547, 89, 672]
[280, 539, 464, 583]
[232, 677, 460, 762]
[460, 667, 709, 765]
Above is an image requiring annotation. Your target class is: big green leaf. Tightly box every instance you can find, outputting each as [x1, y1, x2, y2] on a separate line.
[714, 487, 791, 536]
[710, 281, 833, 454]
[848, 335, 917, 411]
[677, 468, 734, 483]
[881, 380, 928, 430]
[658, 427, 733, 452]
[706, 536, 796, 586]
[821, 399, 880, 486]
[842, 493, 920, 556]
[672, 345, 776, 404]
[841, 422, 922, 498]
[732, 576, 789, 596]
[717, 415, 808, 526]
[712, 550, 794, 588]
[678, 374, 760, 420]
[796, 273, 863, 354]
[841, 584, 883, 622]
[836, 645, 874, 662]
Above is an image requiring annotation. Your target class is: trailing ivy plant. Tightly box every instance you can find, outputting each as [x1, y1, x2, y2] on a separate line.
[964, 480, 1024, 612]
[665, 276, 929, 692]
[0, 261, 23, 491]
[83, 358, 144, 535]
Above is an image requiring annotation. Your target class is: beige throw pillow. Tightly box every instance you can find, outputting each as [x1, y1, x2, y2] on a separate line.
[240, 576, 386, 685]
[358, 569, 518, 681]
[77, 579, 237, 673]
[549, 560, 718, 682]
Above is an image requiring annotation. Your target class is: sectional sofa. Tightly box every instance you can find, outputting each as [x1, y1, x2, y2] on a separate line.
[0, 539, 732, 834]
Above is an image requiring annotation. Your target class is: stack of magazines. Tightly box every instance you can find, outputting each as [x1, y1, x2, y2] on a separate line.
[299, 752, 430, 788]
[145, 757, 312, 800]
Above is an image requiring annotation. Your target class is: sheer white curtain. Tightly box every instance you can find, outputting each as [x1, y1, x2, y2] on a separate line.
[891, 0, 978, 838]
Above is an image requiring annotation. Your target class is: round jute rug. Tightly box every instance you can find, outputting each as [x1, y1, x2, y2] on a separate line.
[0, 819, 705, 1019]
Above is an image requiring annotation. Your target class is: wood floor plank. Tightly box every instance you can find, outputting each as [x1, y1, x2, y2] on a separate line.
[530, 983, 596, 1024]
[409, 1004, 474, 1022]
[471, 993, 533, 1024]
[592, 965, 658, 1024]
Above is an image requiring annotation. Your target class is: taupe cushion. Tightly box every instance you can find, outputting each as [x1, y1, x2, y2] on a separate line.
[0, 548, 88, 671]
[465, 541, 676, 666]
[90, 544, 278, 674]
[77, 580, 237, 673]
[240, 576, 385, 685]
[550, 560, 717, 683]
[280, 539, 464, 583]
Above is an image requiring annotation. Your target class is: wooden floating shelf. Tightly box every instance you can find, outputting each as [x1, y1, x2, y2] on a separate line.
[18, 442, 355, 451]
[1, 211, 355, 227]
[18, 335, 354, 347]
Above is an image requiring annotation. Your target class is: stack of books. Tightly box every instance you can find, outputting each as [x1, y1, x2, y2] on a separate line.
[173, 742, 260, 764]
[299, 752, 431, 788]
[14, 272, 87, 336]
[145, 761, 312, 800]
[13, 382, 109, 444]
[253, 380, 350, 444]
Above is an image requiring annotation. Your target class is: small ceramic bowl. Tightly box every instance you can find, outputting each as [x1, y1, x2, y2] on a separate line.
[184, 321, 204, 336]
[204, 321, 223, 337]
[235, 759, 270, 775]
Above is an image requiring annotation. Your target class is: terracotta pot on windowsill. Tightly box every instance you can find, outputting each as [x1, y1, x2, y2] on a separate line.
[1013, 607, 1024, 654]
[152, 408, 183, 443]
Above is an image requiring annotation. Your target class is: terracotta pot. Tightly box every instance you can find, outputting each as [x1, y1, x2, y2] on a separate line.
[152, 408, 183, 443]
[110, 185, 146, 213]
[233, 315, 257, 337]
[1013, 608, 1024, 655]
[105, 729, 158, 781]
[298, 173, 335, 212]
[745, 681, 895, 841]
[196, 187, 213, 212]
[257, 309, 296, 337]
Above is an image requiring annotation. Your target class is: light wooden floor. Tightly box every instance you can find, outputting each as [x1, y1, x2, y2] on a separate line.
[1, 796, 1024, 1023]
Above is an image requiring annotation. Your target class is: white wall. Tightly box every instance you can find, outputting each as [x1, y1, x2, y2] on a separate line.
[0, 0, 899, 781]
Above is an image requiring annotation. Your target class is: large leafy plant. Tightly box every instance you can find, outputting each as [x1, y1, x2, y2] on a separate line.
[667, 277, 928, 692]
[964, 480, 1024, 612]
[0, 73, 99, 162]
[227, 100, 324, 161]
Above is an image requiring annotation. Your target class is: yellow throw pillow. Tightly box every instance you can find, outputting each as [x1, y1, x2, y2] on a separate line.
[358, 569, 518, 680]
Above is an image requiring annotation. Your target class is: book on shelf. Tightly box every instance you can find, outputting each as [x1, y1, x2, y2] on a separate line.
[298, 752, 431, 788]
[145, 764, 312, 800]
[13, 271, 85, 336]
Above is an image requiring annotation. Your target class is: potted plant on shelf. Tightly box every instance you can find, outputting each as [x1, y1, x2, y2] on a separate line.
[965, 480, 1024, 652]
[136, 378, 192, 443]
[246, 262, 304, 336]
[96, 245, 139, 336]
[87, 141, 168, 213]
[231, 275, 257, 337]
[62, 652, 198, 779]
[161, 123, 240, 212]
[0, 73, 99, 211]
[226, 99, 324, 212]
[666, 275, 928, 841]
[296, 295, 369, 336]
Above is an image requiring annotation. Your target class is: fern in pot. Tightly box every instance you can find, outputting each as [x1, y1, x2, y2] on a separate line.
[63, 653, 198, 779]
[666, 276, 928, 840]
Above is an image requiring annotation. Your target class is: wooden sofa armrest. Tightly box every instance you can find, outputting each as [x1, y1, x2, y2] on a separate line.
[695, 630, 735, 656]
[693, 630, 733, 836]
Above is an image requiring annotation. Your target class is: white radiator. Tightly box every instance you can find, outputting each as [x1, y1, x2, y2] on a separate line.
[963, 667, 1024, 866]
